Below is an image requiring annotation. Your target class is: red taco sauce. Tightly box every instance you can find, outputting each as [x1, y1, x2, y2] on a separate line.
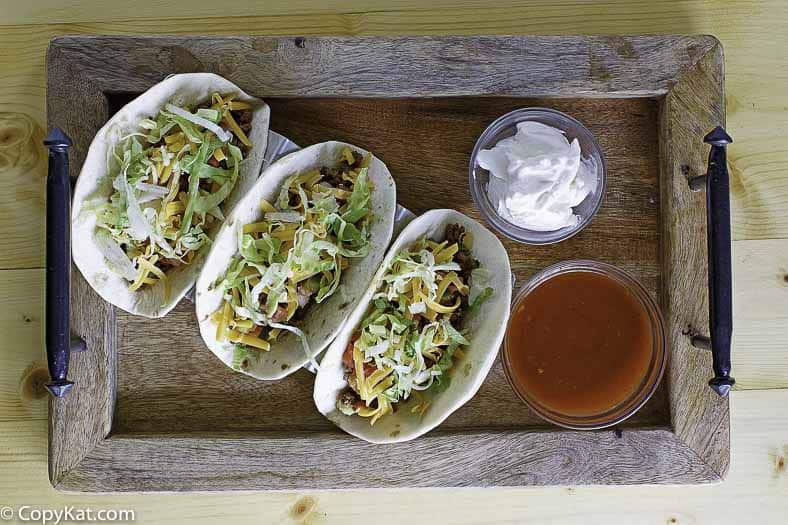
[504, 267, 659, 420]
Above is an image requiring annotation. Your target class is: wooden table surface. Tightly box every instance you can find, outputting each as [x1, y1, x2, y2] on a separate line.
[0, 1, 785, 523]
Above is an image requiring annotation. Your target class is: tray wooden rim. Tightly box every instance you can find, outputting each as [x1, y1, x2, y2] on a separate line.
[47, 34, 729, 492]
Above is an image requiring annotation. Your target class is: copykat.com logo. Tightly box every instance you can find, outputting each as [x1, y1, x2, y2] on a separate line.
[0, 506, 135, 524]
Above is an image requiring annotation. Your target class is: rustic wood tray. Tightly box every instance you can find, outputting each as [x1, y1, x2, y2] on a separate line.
[47, 35, 730, 492]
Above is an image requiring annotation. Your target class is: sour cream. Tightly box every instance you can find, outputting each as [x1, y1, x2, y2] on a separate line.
[478, 121, 597, 232]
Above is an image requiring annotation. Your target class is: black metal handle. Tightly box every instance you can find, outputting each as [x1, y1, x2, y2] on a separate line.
[45, 128, 76, 398]
[689, 127, 735, 397]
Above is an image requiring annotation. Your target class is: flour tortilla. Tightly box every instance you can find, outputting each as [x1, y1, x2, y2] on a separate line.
[71, 73, 270, 318]
[313, 209, 512, 443]
[195, 141, 397, 380]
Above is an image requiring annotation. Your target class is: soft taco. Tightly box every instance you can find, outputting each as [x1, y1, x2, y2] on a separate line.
[71, 73, 270, 318]
[313, 209, 511, 443]
[195, 141, 397, 380]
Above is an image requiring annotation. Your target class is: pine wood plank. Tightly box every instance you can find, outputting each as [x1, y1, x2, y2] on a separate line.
[0, 0, 777, 33]
[2, 389, 786, 521]
[0, 269, 47, 421]
[1, 0, 492, 26]
[0, 110, 46, 268]
[731, 238, 788, 390]
[55, 34, 707, 97]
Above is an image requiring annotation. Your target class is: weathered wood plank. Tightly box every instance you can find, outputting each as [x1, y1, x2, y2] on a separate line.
[0, 0, 781, 514]
[46, 47, 115, 487]
[4, 389, 787, 521]
[659, 40, 730, 478]
[51, 34, 715, 98]
[58, 428, 714, 491]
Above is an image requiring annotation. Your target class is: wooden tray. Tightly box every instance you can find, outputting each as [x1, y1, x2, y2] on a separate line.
[47, 35, 729, 492]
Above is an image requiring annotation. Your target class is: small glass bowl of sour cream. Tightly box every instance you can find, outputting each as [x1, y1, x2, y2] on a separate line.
[469, 108, 606, 245]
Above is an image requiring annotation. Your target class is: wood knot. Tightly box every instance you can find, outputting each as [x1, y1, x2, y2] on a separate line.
[131, 47, 204, 77]
[294, 37, 306, 49]
[289, 496, 318, 522]
[252, 38, 278, 53]
[0, 112, 44, 174]
[170, 46, 204, 73]
[20, 363, 50, 402]
[604, 36, 637, 59]
[686, 43, 707, 64]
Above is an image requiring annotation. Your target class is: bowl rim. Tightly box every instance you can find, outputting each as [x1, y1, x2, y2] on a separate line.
[468, 107, 607, 245]
[502, 259, 668, 430]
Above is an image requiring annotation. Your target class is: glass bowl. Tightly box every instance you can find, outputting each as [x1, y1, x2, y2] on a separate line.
[469, 107, 606, 245]
[502, 260, 667, 430]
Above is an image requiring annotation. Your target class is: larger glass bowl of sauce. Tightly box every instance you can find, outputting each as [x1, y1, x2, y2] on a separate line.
[502, 260, 666, 430]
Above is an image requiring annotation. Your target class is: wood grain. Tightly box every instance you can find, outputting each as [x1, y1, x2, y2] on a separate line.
[731, 239, 788, 390]
[0, 112, 46, 268]
[0, 269, 47, 421]
[659, 39, 730, 479]
[1, 0, 559, 26]
[59, 429, 716, 491]
[51, 34, 716, 98]
[46, 52, 115, 487]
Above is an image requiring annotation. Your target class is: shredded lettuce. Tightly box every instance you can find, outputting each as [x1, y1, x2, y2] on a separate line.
[165, 103, 232, 142]
[94, 229, 137, 281]
[94, 94, 250, 293]
[468, 287, 494, 315]
[213, 149, 373, 365]
[265, 211, 302, 223]
[269, 321, 320, 370]
[341, 168, 370, 223]
[338, 230, 493, 424]
[231, 345, 249, 371]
